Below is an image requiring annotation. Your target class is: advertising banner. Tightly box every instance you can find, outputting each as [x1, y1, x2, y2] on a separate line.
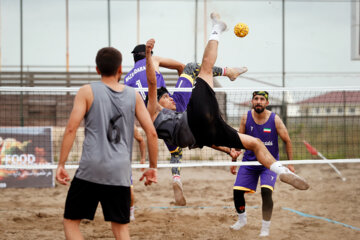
[0, 127, 54, 188]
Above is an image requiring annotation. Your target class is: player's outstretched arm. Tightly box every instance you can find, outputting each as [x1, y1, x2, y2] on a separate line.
[56, 85, 90, 185]
[145, 38, 161, 120]
[153, 56, 185, 76]
[135, 92, 158, 186]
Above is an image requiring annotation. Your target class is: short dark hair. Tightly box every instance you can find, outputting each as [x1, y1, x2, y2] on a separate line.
[95, 47, 122, 76]
[144, 87, 170, 105]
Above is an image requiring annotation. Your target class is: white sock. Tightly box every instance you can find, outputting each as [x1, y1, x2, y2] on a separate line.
[222, 67, 227, 76]
[238, 211, 247, 223]
[261, 219, 270, 228]
[209, 25, 223, 41]
[173, 175, 181, 182]
[270, 161, 287, 175]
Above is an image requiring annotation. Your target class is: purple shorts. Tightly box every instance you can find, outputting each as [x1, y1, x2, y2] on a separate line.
[233, 165, 277, 193]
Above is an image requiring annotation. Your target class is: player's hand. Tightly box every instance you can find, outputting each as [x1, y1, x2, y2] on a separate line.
[287, 164, 295, 173]
[146, 39, 155, 53]
[230, 165, 237, 175]
[56, 165, 70, 185]
[229, 148, 242, 159]
[139, 168, 158, 186]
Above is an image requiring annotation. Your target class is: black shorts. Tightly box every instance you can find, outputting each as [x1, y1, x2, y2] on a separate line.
[64, 177, 131, 224]
[187, 77, 244, 149]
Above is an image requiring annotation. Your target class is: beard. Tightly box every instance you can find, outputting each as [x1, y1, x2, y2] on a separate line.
[254, 105, 265, 114]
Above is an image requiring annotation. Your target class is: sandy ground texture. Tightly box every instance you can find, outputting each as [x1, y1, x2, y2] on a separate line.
[0, 163, 359, 240]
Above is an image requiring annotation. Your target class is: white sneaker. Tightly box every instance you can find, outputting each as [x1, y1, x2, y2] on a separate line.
[259, 220, 270, 237]
[173, 180, 186, 206]
[259, 228, 269, 237]
[279, 168, 310, 190]
[210, 12, 227, 32]
[230, 219, 246, 230]
[226, 67, 248, 81]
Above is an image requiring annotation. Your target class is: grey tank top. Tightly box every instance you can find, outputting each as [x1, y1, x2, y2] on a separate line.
[153, 108, 196, 148]
[75, 82, 136, 186]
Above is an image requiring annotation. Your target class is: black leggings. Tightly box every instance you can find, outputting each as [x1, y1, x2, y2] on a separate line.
[233, 188, 273, 221]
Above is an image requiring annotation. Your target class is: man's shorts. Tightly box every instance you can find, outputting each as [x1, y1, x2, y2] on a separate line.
[233, 165, 278, 193]
[187, 77, 244, 149]
[64, 177, 131, 224]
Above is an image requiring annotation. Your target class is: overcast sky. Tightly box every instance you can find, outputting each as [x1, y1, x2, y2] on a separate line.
[1, 0, 360, 88]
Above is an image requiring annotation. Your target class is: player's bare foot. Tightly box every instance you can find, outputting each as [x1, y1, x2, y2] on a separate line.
[279, 169, 309, 190]
[210, 12, 227, 32]
[173, 180, 186, 206]
[226, 67, 248, 81]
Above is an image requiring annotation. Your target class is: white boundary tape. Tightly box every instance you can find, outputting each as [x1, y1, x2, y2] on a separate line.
[1, 159, 359, 170]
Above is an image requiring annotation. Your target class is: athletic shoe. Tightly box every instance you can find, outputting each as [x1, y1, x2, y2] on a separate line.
[173, 180, 186, 206]
[230, 219, 246, 230]
[259, 229, 270, 237]
[210, 12, 227, 32]
[226, 67, 248, 81]
[279, 168, 310, 190]
[259, 220, 270, 237]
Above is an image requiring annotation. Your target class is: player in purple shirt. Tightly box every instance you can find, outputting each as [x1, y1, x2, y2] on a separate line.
[230, 91, 295, 237]
[124, 44, 184, 102]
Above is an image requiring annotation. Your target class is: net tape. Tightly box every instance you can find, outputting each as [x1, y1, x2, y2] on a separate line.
[1, 159, 360, 170]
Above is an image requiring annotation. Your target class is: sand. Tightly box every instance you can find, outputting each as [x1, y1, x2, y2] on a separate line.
[0, 163, 359, 240]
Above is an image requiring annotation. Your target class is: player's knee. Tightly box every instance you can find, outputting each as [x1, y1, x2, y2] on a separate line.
[247, 137, 263, 151]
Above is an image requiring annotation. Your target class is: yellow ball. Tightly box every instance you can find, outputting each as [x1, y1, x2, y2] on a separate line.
[234, 22, 249, 38]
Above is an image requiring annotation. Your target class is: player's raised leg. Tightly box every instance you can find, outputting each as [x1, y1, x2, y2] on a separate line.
[197, 12, 227, 88]
[239, 133, 309, 190]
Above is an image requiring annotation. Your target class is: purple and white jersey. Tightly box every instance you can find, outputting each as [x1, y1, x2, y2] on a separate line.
[124, 58, 166, 101]
[172, 74, 194, 113]
[243, 110, 279, 162]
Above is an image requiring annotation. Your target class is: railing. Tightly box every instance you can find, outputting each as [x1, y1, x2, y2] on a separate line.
[0, 71, 180, 87]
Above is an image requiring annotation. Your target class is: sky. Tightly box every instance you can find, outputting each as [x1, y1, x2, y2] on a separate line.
[1, 0, 360, 88]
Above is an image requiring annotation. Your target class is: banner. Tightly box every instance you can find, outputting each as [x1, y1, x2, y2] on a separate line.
[0, 127, 54, 188]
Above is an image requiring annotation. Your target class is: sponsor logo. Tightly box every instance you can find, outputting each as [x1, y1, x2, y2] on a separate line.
[264, 141, 273, 146]
[250, 126, 253, 132]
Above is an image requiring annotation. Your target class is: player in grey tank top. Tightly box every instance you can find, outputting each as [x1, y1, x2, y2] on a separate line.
[75, 82, 136, 186]
[56, 47, 158, 239]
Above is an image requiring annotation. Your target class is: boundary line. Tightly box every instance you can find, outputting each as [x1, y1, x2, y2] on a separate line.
[282, 207, 360, 231]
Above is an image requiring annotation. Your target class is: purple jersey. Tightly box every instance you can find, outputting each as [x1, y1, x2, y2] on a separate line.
[243, 110, 279, 161]
[172, 74, 194, 113]
[234, 110, 279, 192]
[124, 58, 166, 101]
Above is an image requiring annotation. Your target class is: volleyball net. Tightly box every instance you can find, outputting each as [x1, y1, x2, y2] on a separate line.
[0, 86, 360, 171]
